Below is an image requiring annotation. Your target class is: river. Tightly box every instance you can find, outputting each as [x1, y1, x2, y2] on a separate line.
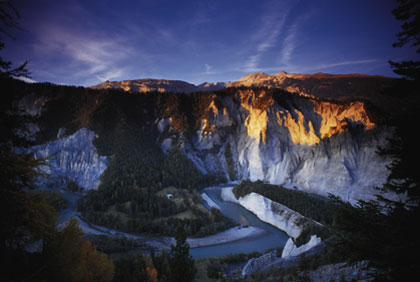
[190, 185, 289, 258]
[56, 185, 289, 258]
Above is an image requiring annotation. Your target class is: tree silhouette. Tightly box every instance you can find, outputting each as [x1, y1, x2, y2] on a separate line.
[169, 225, 196, 282]
[330, 2, 420, 280]
[0, 1, 30, 78]
[389, 0, 420, 81]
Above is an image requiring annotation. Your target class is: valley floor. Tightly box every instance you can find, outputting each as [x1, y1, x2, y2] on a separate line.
[74, 214, 266, 250]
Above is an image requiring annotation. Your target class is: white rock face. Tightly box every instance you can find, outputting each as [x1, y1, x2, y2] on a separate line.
[241, 249, 280, 277]
[221, 188, 307, 238]
[24, 85, 392, 204]
[158, 89, 392, 203]
[281, 235, 322, 258]
[29, 128, 108, 190]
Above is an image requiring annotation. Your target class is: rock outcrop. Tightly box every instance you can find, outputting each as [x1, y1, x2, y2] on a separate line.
[221, 188, 313, 238]
[92, 72, 395, 105]
[91, 78, 226, 93]
[228, 71, 395, 103]
[26, 72, 393, 203]
[29, 128, 108, 190]
[281, 235, 322, 258]
[160, 88, 391, 202]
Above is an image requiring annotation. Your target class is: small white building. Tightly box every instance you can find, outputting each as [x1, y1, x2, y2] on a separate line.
[167, 193, 173, 199]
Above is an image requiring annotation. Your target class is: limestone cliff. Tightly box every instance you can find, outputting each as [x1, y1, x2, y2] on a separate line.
[159, 88, 390, 202]
[29, 128, 108, 190]
[221, 188, 314, 239]
[25, 74, 393, 203]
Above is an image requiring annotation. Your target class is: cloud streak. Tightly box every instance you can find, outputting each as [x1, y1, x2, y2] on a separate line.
[314, 59, 381, 70]
[243, 0, 292, 72]
[32, 24, 136, 85]
[278, 15, 310, 65]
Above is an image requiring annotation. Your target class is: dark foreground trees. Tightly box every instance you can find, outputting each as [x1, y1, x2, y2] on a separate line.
[169, 225, 197, 282]
[0, 78, 116, 281]
[330, 1, 420, 280]
[0, 74, 116, 281]
[389, 0, 420, 81]
[1, 3, 115, 280]
[111, 226, 196, 282]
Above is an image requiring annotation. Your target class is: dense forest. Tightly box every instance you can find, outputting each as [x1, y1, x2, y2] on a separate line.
[2, 74, 235, 237]
[3, 0, 420, 280]
[73, 90, 233, 237]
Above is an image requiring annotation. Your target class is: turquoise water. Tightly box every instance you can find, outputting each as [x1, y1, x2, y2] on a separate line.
[190, 186, 289, 258]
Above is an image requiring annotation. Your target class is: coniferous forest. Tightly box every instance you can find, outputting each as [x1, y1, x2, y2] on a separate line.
[2, 0, 420, 281]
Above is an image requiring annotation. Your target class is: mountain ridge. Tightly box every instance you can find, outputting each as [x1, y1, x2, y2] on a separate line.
[91, 72, 396, 104]
[5, 73, 396, 204]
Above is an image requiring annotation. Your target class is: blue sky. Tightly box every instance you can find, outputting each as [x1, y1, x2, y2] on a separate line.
[2, 0, 417, 86]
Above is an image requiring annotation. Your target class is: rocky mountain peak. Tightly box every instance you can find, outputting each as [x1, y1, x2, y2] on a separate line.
[91, 78, 199, 93]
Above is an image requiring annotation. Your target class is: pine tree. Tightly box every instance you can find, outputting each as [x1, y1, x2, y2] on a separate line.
[43, 218, 114, 282]
[0, 1, 31, 78]
[169, 225, 196, 282]
[330, 2, 420, 280]
[389, 0, 420, 82]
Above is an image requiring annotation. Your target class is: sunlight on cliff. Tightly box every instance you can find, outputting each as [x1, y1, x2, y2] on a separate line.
[200, 99, 220, 135]
[238, 89, 274, 143]
[245, 108, 268, 142]
[277, 110, 320, 145]
[276, 100, 376, 145]
[192, 88, 375, 145]
[314, 101, 375, 139]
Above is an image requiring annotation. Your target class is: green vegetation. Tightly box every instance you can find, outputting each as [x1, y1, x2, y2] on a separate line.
[3, 75, 233, 238]
[112, 228, 197, 282]
[83, 234, 145, 255]
[195, 251, 263, 281]
[43, 218, 115, 282]
[233, 180, 334, 225]
[169, 226, 197, 282]
[30, 190, 69, 212]
[75, 89, 231, 237]
[113, 253, 158, 282]
[66, 178, 84, 192]
[78, 183, 235, 237]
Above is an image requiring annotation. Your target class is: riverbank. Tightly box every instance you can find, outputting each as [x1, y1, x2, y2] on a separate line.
[221, 186, 316, 239]
[188, 226, 266, 248]
[56, 184, 289, 258]
[74, 214, 265, 250]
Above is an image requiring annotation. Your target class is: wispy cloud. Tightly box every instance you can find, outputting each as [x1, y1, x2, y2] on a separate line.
[201, 63, 217, 75]
[281, 59, 384, 75]
[314, 59, 381, 70]
[242, 0, 292, 72]
[32, 24, 136, 85]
